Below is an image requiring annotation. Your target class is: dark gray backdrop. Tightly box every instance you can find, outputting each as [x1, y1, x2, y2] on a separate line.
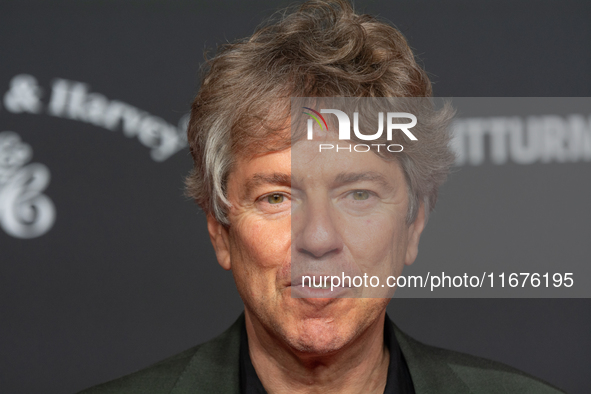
[1, 1, 589, 393]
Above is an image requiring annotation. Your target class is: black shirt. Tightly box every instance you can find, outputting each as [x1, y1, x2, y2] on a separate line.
[239, 315, 415, 393]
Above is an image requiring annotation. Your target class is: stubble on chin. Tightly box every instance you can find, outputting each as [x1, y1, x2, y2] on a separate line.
[266, 298, 389, 356]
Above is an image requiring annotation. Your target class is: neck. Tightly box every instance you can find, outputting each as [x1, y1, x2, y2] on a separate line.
[244, 310, 389, 394]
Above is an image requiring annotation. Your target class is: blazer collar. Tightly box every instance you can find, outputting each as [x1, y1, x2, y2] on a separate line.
[170, 316, 242, 394]
[391, 316, 469, 393]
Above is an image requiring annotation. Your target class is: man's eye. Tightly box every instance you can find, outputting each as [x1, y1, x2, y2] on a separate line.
[351, 190, 370, 200]
[267, 194, 285, 204]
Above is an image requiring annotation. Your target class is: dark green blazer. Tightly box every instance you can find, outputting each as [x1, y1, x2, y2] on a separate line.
[80, 314, 565, 393]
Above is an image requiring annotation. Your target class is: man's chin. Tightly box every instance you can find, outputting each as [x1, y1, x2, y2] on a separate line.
[285, 317, 351, 355]
[273, 292, 385, 355]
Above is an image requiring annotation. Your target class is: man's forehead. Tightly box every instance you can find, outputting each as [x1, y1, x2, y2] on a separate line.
[292, 169, 397, 188]
[242, 169, 397, 189]
[233, 140, 403, 190]
[245, 172, 291, 189]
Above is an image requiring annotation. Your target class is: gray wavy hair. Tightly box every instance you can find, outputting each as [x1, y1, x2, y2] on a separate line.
[186, 0, 455, 225]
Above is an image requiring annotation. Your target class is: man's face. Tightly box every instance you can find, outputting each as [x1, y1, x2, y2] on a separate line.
[208, 137, 425, 354]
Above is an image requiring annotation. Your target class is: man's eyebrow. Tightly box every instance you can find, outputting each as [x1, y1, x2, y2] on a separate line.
[333, 171, 393, 189]
[244, 172, 291, 197]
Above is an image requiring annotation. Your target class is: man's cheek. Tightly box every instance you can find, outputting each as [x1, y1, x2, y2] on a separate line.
[237, 219, 289, 268]
[346, 218, 395, 253]
[354, 221, 404, 276]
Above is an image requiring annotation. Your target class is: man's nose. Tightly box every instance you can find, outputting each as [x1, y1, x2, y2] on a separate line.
[294, 197, 343, 259]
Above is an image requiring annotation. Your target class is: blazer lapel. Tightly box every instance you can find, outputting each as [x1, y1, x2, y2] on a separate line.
[170, 316, 243, 394]
[392, 319, 470, 393]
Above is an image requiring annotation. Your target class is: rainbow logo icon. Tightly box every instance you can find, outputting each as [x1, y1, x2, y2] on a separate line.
[302, 107, 328, 131]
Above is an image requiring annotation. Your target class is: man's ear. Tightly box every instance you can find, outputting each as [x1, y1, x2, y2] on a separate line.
[405, 202, 426, 266]
[207, 214, 232, 270]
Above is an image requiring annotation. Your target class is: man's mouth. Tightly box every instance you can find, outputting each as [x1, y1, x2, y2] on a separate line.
[310, 283, 331, 290]
[287, 273, 355, 300]
[289, 275, 336, 287]
[290, 274, 352, 287]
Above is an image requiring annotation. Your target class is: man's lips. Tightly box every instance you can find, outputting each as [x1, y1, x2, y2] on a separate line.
[289, 274, 351, 288]
[290, 283, 351, 299]
[286, 273, 357, 300]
